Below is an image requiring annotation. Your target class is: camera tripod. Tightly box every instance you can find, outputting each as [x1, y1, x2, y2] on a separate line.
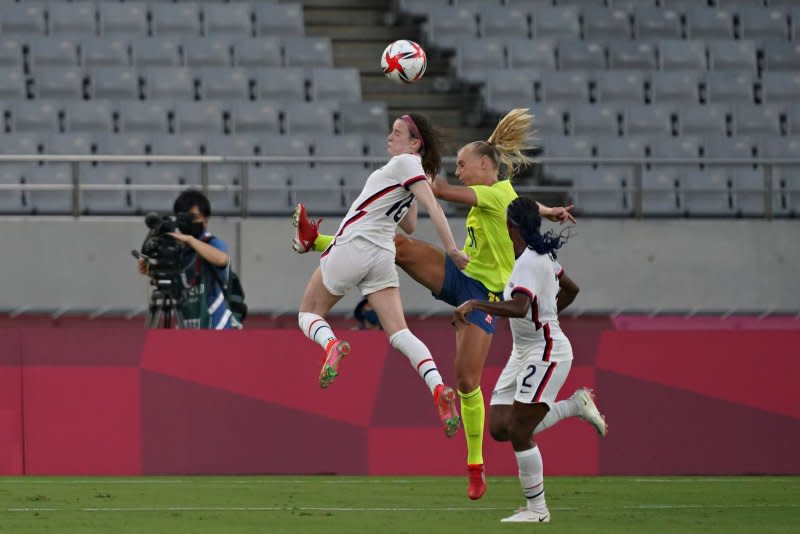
[145, 281, 187, 329]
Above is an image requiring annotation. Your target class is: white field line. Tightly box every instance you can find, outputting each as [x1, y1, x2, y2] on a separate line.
[632, 478, 798, 484]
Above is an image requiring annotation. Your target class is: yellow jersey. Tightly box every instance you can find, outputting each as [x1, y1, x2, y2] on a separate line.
[462, 180, 518, 293]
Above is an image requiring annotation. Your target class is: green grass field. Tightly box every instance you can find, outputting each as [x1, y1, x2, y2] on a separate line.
[1, 476, 798, 533]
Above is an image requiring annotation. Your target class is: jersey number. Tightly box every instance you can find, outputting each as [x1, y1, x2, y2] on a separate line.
[467, 226, 477, 248]
[521, 365, 537, 388]
[386, 195, 414, 223]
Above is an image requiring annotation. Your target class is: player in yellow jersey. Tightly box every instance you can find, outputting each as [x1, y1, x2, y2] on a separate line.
[292, 109, 574, 499]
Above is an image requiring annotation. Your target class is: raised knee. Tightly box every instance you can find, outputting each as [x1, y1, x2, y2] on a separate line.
[489, 422, 509, 442]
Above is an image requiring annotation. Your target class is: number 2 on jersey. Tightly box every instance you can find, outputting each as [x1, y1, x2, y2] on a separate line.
[521, 365, 536, 388]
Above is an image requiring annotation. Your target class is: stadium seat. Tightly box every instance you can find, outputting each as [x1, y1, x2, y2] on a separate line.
[594, 71, 645, 104]
[283, 103, 335, 135]
[532, 7, 580, 39]
[425, 6, 477, 49]
[649, 135, 702, 172]
[569, 105, 619, 137]
[233, 38, 283, 69]
[315, 134, 365, 204]
[197, 68, 250, 101]
[96, 133, 147, 159]
[582, 7, 631, 40]
[365, 134, 388, 159]
[507, 39, 556, 71]
[540, 135, 593, 182]
[732, 106, 783, 137]
[25, 164, 72, 214]
[558, 41, 606, 71]
[0, 67, 26, 99]
[48, 2, 96, 37]
[143, 67, 195, 100]
[90, 66, 140, 100]
[609, 41, 657, 70]
[677, 104, 728, 137]
[256, 67, 306, 101]
[571, 170, 632, 216]
[230, 101, 280, 135]
[685, 7, 734, 39]
[633, 7, 682, 40]
[46, 133, 94, 156]
[554, 0, 605, 6]
[283, 37, 333, 68]
[737, 7, 788, 40]
[484, 70, 534, 114]
[786, 105, 800, 135]
[258, 134, 311, 174]
[595, 136, 647, 179]
[80, 166, 131, 214]
[151, 3, 202, 37]
[0, 38, 23, 68]
[793, 7, 800, 42]
[98, 2, 149, 37]
[30, 38, 79, 68]
[11, 100, 61, 134]
[707, 40, 757, 71]
[292, 168, 345, 213]
[129, 166, 185, 213]
[182, 37, 232, 67]
[81, 37, 130, 68]
[623, 105, 674, 136]
[641, 169, 681, 215]
[0, 4, 46, 35]
[146, 133, 203, 187]
[650, 71, 701, 104]
[0, 163, 26, 214]
[204, 134, 259, 215]
[762, 41, 800, 72]
[256, 3, 304, 37]
[704, 72, 754, 104]
[760, 136, 800, 216]
[338, 102, 389, 135]
[247, 166, 291, 214]
[202, 3, 254, 37]
[131, 39, 182, 68]
[33, 66, 85, 99]
[456, 39, 506, 83]
[613, 0, 657, 9]
[531, 103, 566, 136]
[761, 73, 800, 105]
[64, 100, 114, 134]
[657, 40, 706, 71]
[311, 68, 362, 103]
[479, 5, 528, 39]
[173, 101, 225, 135]
[682, 169, 732, 216]
[731, 167, 767, 216]
[540, 71, 589, 103]
[118, 101, 170, 134]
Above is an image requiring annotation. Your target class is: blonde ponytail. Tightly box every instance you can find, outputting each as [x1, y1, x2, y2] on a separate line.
[487, 108, 535, 179]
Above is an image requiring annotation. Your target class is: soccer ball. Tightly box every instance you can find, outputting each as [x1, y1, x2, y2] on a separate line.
[381, 40, 427, 84]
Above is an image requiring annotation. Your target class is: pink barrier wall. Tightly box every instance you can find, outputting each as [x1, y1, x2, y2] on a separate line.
[1, 323, 798, 476]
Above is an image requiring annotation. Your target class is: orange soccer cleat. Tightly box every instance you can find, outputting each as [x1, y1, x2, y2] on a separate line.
[292, 203, 321, 253]
[433, 384, 460, 438]
[467, 464, 487, 500]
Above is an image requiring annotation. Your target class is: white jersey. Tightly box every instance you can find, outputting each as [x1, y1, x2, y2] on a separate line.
[326, 153, 426, 254]
[503, 248, 571, 361]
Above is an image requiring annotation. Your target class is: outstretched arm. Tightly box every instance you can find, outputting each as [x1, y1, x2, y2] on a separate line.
[430, 175, 478, 206]
[410, 181, 469, 270]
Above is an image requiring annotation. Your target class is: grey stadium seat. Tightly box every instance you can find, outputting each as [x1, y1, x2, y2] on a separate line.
[247, 166, 291, 214]
[794, 7, 800, 42]
[682, 169, 732, 216]
[658, 40, 706, 71]
[291, 168, 344, 213]
[131, 39, 182, 68]
[594, 71, 646, 104]
[595, 136, 647, 180]
[0, 38, 23, 68]
[96, 134, 147, 157]
[45, 133, 94, 155]
[256, 67, 306, 101]
[730, 166, 767, 217]
[787, 105, 800, 135]
[197, 67, 250, 100]
[315, 134, 366, 204]
[33, 66, 85, 99]
[203, 134, 259, 215]
[568, 105, 619, 137]
[531, 104, 566, 136]
[151, 3, 202, 37]
[761, 73, 800, 105]
[256, 3, 304, 37]
[311, 67, 362, 103]
[182, 37, 231, 67]
[173, 101, 225, 135]
[77, 106, 119, 145]
[759, 136, 800, 217]
[234, 38, 282, 69]
[0, 67, 26, 99]
[479, 5, 528, 39]
[30, 38, 79, 68]
[677, 104, 728, 137]
[484, 70, 534, 114]
[762, 41, 800, 72]
[98, 2, 149, 37]
[732, 105, 783, 137]
[11, 100, 61, 134]
[571, 170, 632, 216]
[146, 133, 203, 188]
[258, 134, 311, 174]
[80, 166, 131, 214]
[558, 41, 605, 71]
[230, 101, 280, 134]
[704, 72, 754, 104]
[283, 103, 335, 135]
[508, 39, 556, 71]
[90, 66, 140, 100]
[582, 7, 630, 41]
[0, 134, 41, 155]
[613, 0, 658, 9]
[48, 2, 96, 37]
[118, 100, 170, 133]
[365, 135, 388, 159]
[203, 3, 254, 37]
[649, 135, 702, 172]
[338, 102, 389, 135]
[0, 162, 26, 214]
[81, 37, 130, 68]
[540, 135, 593, 182]
[0, 4, 46, 35]
[623, 105, 674, 136]
[532, 7, 580, 39]
[649, 71, 701, 104]
[707, 40, 757, 72]
[540, 71, 589, 103]
[686, 7, 734, 40]
[737, 7, 788, 41]
[634, 7, 682, 40]
[641, 169, 681, 216]
[456, 39, 506, 84]
[283, 37, 333, 68]
[143, 67, 195, 100]
[425, 7, 477, 49]
[25, 164, 72, 214]
[130, 166, 185, 213]
[609, 41, 657, 70]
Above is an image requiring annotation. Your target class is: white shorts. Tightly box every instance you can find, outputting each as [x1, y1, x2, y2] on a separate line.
[320, 237, 399, 297]
[490, 342, 573, 408]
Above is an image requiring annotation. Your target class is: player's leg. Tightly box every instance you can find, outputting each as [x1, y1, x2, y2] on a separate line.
[533, 388, 607, 437]
[393, 234, 447, 294]
[292, 203, 332, 253]
[488, 404, 513, 442]
[367, 286, 460, 438]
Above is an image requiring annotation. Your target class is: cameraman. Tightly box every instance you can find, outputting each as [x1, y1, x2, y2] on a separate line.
[138, 189, 240, 329]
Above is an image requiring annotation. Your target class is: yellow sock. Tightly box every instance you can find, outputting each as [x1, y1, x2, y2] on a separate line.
[459, 387, 484, 466]
[313, 233, 334, 252]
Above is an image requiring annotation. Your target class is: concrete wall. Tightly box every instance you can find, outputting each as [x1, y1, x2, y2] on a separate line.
[0, 217, 797, 314]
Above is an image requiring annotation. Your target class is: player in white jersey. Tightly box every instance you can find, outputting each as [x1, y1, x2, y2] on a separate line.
[297, 113, 470, 438]
[454, 197, 607, 523]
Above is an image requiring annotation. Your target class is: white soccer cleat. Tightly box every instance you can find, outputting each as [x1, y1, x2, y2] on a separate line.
[500, 508, 551, 523]
[573, 388, 608, 437]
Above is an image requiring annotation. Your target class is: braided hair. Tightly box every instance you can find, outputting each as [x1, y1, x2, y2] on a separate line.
[506, 197, 567, 258]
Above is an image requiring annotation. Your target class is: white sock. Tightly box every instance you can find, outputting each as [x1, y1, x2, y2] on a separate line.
[533, 396, 580, 434]
[389, 328, 442, 393]
[515, 446, 547, 512]
[298, 312, 336, 351]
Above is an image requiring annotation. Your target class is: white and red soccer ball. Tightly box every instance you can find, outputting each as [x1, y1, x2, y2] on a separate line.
[381, 40, 427, 84]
